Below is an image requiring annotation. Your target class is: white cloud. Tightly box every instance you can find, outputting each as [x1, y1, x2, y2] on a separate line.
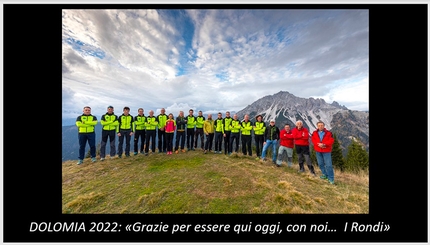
[63, 9, 369, 119]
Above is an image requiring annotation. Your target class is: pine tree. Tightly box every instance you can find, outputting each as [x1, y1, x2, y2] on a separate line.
[345, 139, 369, 172]
[331, 134, 345, 171]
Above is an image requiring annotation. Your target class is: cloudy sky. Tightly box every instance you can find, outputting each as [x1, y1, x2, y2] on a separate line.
[62, 9, 369, 120]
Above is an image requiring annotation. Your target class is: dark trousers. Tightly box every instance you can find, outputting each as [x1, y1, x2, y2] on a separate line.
[118, 130, 132, 156]
[186, 128, 195, 149]
[166, 133, 174, 152]
[78, 132, 96, 160]
[214, 131, 223, 152]
[194, 128, 205, 149]
[145, 130, 156, 153]
[229, 132, 240, 153]
[158, 129, 167, 152]
[100, 130, 116, 158]
[254, 134, 264, 157]
[205, 133, 214, 151]
[175, 131, 186, 150]
[296, 145, 314, 172]
[133, 129, 146, 153]
[224, 131, 231, 154]
[241, 134, 252, 156]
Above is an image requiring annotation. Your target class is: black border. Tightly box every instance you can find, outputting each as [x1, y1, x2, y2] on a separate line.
[4, 4, 428, 242]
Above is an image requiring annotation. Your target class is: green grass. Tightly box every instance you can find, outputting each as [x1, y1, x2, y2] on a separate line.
[62, 150, 369, 214]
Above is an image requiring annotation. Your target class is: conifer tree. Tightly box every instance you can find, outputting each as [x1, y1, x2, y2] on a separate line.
[345, 139, 369, 172]
[331, 134, 345, 171]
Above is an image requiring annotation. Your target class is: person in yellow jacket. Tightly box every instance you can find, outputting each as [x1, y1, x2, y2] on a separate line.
[194, 110, 206, 151]
[214, 112, 224, 154]
[186, 109, 196, 151]
[229, 113, 241, 154]
[253, 114, 266, 160]
[223, 111, 233, 155]
[117, 106, 134, 158]
[157, 108, 168, 153]
[100, 105, 119, 161]
[75, 106, 98, 165]
[203, 113, 215, 154]
[133, 108, 146, 155]
[241, 114, 253, 156]
[145, 110, 158, 155]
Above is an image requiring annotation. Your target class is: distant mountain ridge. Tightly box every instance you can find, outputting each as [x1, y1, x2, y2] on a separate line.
[236, 91, 369, 155]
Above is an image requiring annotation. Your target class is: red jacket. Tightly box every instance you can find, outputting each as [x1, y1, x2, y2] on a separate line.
[165, 119, 176, 133]
[292, 126, 310, 146]
[279, 129, 294, 148]
[311, 128, 335, 153]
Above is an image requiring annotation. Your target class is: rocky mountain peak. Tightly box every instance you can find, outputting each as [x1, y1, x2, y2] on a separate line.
[236, 91, 369, 155]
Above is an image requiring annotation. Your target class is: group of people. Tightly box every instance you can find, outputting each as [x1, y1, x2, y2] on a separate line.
[76, 105, 335, 184]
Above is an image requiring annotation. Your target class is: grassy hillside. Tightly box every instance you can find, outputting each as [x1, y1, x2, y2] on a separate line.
[62, 150, 369, 214]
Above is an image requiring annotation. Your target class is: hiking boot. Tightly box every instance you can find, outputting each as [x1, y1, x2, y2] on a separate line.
[77, 160, 83, 165]
[91, 157, 96, 163]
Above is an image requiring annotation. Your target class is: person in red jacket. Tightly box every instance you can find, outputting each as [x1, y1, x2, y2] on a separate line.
[164, 113, 176, 155]
[292, 120, 316, 175]
[276, 123, 294, 167]
[311, 121, 335, 184]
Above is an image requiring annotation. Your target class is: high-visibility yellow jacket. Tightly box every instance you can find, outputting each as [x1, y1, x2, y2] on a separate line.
[76, 114, 98, 133]
[100, 113, 118, 131]
[240, 120, 253, 135]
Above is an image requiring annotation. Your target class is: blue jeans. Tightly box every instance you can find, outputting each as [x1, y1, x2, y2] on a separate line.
[276, 145, 293, 166]
[261, 139, 278, 161]
[78, 133, 96, 160]
[316, 151, 334, 182]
